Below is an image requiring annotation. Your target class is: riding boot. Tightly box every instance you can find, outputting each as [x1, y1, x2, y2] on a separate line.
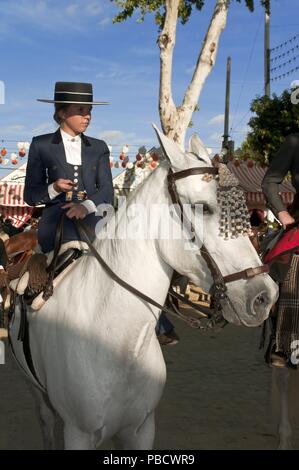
[264, 310, 278, 365]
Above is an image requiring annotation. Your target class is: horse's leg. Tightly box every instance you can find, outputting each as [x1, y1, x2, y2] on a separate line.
[63, 422, 96, 450]
[112, 411, 155, 450]
[30, 387, 57, 449]
[274, 368, 293, 450]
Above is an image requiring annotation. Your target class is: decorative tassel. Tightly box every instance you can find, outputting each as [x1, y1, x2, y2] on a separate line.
[216, 164, 251, 240]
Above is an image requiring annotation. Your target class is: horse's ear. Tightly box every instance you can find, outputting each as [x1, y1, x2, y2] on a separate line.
[188, 133, 211, 166]
[152, 123, 186, 169]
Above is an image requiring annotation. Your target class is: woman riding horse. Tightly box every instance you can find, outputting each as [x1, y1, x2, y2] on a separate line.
[24, 81, 114, 253]
[23, 81, 177, 344]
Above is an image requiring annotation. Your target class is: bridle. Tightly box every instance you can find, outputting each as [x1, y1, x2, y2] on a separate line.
[69, 164, 269, 329]
[167, 166, 269, 314]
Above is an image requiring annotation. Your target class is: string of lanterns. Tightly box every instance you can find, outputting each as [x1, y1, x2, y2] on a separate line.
[269, 33, 299, 83]
[108, 145, 160, 170]
[212, 154, 260, 168]
[0, 142, 161, 169]
[0, 142, 259, 171]
[0, 141, 30, 165]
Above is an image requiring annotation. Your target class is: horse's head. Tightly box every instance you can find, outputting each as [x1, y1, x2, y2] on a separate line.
[153, 126, 278, 327]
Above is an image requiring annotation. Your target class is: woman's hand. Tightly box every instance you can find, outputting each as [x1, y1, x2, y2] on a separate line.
[62, 202, 88, 219]
[53, 179, 75, 193]
[278, 210, 295, 228]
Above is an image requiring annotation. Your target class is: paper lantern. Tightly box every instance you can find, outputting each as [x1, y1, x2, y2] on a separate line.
[136, 153, 142, 161]
[19, 148, 26, 157]
[1, 148, 7, 157]
[150, 161, 158, 169]
[127, 162, 134, 169]
[11, 153, 18, 165]
[119, 152, 126, 161]
[247, 160, 254, 168]
[121, 161, 127, 168]
[2, 158, 8, 166]
[152, 153, 160, 162]
[122, 145, 129, 154]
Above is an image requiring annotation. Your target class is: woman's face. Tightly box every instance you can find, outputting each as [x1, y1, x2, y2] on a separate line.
[59, 104, 92, 134]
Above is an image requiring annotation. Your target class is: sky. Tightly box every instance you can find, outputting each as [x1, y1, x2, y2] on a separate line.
[0, 0, 298, 178]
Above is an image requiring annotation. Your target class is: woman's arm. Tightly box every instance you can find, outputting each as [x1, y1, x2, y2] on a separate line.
[262, 134, 299, 220]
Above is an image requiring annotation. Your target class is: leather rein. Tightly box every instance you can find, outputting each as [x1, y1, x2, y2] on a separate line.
[70, 165, 268, 329]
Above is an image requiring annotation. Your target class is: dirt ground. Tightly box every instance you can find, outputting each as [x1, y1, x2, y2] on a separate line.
[1, 314, 299, 450]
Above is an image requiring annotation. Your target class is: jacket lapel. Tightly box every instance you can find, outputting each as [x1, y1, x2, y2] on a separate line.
[81, 133, 92, 189]
[51, 129, 72, 179]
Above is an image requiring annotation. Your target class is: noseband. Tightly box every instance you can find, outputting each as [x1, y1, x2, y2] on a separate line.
[167, 167, 269, 311]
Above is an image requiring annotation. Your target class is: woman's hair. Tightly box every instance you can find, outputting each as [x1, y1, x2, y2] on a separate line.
[53, 103, 70, 125]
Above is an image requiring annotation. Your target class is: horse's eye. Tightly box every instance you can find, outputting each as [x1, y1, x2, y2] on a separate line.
[202, 204, 212, 215]
[191, 203, 212, 215]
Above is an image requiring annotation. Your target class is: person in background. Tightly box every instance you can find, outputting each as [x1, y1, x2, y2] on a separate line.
[262, 133, 299, 368]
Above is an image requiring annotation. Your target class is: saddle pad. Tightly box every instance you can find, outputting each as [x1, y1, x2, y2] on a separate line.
[264, 226, 299, 263]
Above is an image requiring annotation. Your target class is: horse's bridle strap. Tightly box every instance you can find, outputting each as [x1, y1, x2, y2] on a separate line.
[166, 166, 270, 312]
[223, 264, 269, 283]
[167, 167, 218, 182]
[167, 168, 219, 240]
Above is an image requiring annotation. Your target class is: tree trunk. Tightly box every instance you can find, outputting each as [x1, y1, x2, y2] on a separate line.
[159, 0, 229, 150]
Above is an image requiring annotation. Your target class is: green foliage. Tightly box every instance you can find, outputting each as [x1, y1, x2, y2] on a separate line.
[111, 1, 269, 29]
[241, 90, 299, 165]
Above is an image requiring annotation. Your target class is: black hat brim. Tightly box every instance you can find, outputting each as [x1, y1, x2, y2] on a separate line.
[37, 99, 109, 105]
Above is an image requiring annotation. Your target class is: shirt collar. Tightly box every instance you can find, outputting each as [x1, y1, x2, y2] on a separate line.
[60, 128, 81, 143]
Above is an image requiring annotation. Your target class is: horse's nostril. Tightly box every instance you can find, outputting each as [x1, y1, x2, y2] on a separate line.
[255, 295, 265, 305]
[251, 291, 269, 315]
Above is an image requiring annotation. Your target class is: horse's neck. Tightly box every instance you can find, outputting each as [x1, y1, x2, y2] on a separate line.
[91, 165, 173, 299]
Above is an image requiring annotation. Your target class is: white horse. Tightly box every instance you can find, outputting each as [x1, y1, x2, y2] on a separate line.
[9, 127, 278, 450]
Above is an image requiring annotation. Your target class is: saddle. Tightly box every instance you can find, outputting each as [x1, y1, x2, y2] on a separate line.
[0, 218, 89, 327]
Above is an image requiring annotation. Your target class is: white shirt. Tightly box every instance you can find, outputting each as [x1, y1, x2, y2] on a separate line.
[48, 128, 96, 214]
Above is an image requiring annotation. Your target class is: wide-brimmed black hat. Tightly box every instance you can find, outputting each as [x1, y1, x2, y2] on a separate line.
[37, 81, 109, 105]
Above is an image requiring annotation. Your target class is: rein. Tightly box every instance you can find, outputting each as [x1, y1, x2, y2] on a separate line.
[73, 219, 208, 328]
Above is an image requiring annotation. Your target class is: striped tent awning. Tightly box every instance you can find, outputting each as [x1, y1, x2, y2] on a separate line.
[0, 182, 34, 228]
[227, 160, 295, 209]
[0, 182, 27, 207]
